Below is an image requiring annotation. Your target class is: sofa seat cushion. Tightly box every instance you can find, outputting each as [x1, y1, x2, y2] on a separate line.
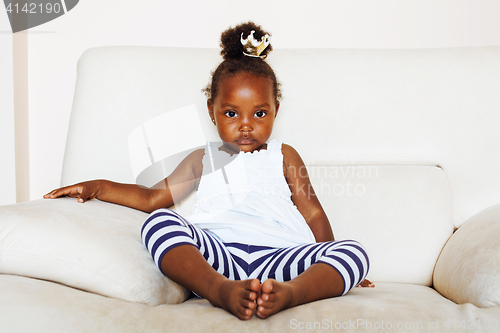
[2, 275, 499, 332]
[0, 198, 189, 306]
[307, 163, 454, 285]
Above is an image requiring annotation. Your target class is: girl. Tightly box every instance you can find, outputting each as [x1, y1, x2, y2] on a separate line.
[45, 22, 372, 320]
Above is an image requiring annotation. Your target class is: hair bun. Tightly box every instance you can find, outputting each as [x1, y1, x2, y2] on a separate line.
[220, 21, 273, 60]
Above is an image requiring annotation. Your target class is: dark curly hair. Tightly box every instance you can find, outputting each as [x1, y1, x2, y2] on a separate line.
[203, 22, 282, 104]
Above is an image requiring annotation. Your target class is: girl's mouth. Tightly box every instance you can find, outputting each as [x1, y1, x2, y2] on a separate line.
[235, 138, 256, 145]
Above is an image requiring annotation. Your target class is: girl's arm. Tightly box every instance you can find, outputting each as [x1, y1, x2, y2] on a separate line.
[44, 180, 162, 213]
[282, 144, 334, 242]
[283, 145, 375, 287]
[44, 149, 204, 214]
[284, 145, 375, 287]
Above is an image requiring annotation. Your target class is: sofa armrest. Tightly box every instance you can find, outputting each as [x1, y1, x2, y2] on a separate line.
[433, 203, 500, 308]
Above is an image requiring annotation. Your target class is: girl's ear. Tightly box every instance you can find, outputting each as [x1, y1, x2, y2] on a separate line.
[207, 100, 215, 122]
[274, 102, 280, 119]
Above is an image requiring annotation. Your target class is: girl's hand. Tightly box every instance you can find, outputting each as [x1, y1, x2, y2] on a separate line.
[357, 279, 375, 288]
[44, 180, 102, 203]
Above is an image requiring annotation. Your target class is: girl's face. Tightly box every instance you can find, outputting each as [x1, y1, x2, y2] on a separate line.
[208, 73, 279, 153]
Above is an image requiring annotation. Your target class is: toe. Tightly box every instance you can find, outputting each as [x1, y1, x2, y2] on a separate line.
[256, 306, 273, 319]
[249, 278, 261, 293]
[258, 292, 276, 303]
[261, 279, 275, 294]
[256, 299, 274, 310]
[240, 297, 256, 310]
[242, 289, 257, 301]
[238, 306, 253, 320]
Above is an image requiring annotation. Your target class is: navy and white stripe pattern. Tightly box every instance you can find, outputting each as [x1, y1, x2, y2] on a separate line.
[142, 209, 369, 295]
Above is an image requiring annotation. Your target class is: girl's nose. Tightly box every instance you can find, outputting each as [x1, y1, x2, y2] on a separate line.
[239, 119, 253, 132]
[240, 124, 252, 132]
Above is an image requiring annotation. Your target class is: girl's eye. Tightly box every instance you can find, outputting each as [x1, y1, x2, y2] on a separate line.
[225, 110, 237, 118]
[255, 110, 266, 118]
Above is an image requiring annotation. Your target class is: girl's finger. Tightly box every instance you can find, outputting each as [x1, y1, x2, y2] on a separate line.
[77, 187, 95, 203]
[75, 189, 87, 202]
[45, 186, 80, 199]
[44, 190, 61, 198]
[44, 188, 62, 198]
[51, 188, 71, 198]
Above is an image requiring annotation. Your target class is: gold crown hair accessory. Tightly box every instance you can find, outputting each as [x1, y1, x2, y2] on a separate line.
[240, 30, 270, 58]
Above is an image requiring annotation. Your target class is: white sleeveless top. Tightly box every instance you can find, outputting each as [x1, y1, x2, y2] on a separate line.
[186, 140, 316, 248]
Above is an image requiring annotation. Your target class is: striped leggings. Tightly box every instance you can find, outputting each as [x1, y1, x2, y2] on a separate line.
[142, 209, 369, 296]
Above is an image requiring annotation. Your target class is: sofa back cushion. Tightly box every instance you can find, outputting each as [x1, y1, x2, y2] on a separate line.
[62, 46, 500, 229]
[307, 163, 453, 285]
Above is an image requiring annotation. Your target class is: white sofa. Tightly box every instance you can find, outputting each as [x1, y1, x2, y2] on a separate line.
[1, 46, 500, 332]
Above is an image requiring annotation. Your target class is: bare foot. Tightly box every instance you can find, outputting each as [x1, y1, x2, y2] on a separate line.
[209, 278, 260, 320]
[255, 279, 298, 319]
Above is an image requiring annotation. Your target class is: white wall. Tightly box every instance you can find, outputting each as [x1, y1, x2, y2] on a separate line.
[1, 0, 500, 204]
[0, 17, 15, 205]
